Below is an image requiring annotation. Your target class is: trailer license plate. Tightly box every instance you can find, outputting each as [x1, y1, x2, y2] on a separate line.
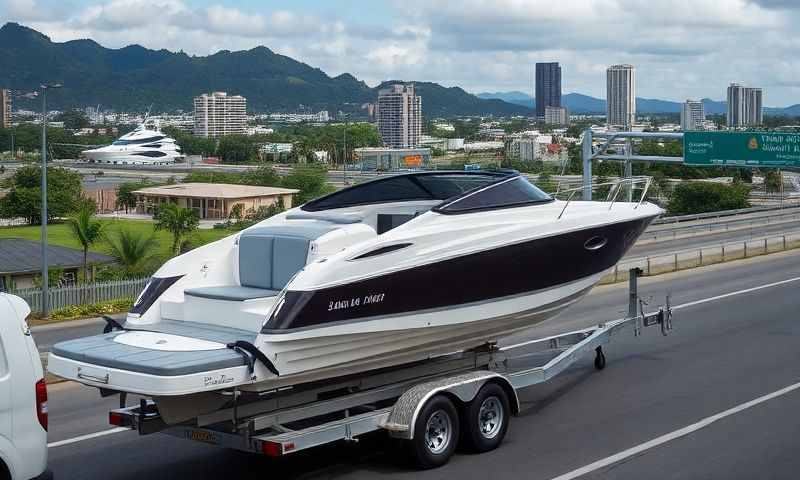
[186, 430, 220, 445]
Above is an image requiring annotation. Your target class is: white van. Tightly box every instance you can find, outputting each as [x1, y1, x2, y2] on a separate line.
[0, 294, 49, 480]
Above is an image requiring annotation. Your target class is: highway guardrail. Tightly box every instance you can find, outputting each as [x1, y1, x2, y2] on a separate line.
[640, 208, 800, 244]
[604, 231, 800, 283]
[652, 203, 800, 225]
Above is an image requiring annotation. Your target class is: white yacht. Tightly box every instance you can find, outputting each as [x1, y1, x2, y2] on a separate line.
[82, 118, 183, 165]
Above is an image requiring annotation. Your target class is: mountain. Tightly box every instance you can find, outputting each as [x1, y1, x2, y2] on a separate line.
[477, 91, 534, 108]
[478, 91, 798, 117]
[701, 99, 727, 115]
[562, 93, 605, 114]
[0, 22, 531, 117]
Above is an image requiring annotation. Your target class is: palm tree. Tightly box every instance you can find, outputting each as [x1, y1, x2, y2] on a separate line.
[153, 203, 200, 256]
[105, 228, 158, 278]
[67, 203, 106, 282]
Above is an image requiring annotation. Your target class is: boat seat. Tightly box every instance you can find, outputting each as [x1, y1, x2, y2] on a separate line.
[183, 224, 337, 302]
[51, 320, 257, 376]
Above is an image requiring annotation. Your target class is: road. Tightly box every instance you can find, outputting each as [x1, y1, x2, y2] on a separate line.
[42, 249, 800, 479]
[625, 220, 800, 259]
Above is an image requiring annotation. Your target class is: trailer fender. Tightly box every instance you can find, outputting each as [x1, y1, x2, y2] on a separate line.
[382, 371, 518, 440]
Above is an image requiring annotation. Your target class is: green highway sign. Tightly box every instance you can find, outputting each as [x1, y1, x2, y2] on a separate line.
[684, 131, 800, 167]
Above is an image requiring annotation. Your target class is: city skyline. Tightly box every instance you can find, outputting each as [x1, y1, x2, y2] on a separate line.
[4, 1, 800, 105]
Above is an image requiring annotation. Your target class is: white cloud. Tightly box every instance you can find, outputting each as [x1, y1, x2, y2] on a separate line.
[4, 0, 800, 105]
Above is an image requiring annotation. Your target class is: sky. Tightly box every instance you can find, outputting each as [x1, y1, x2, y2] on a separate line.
[2, 0, 800, 106]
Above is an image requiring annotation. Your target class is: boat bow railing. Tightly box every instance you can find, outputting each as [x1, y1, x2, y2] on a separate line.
[555, 177, 653, 220]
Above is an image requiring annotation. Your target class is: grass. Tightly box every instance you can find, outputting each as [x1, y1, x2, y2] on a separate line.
[0, 218, 236, 259]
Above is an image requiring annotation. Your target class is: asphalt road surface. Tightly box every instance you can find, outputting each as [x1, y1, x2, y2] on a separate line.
[43, 250, 800, 479]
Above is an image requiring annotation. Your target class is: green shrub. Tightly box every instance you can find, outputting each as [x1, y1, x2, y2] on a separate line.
[667, 182, 751, 216]
[46, 297, 134, 321]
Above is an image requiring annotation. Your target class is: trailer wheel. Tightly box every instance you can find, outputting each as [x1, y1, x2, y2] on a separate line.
[594, 346, 606, 370]
[462, 383, 510, 452]
[409, 395, 459, 469]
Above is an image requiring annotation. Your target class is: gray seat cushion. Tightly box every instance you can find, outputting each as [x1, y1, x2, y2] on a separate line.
[51, 321, 258, 376]
[184, 286, 279, 301]
[239, 234, 274, 290]
[190, 223, 336, 303]
[272, 236, 309, 289]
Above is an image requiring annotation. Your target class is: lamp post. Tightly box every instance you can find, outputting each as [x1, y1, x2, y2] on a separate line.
[342, 113, 349, 185]
[39, 83, 61, 317]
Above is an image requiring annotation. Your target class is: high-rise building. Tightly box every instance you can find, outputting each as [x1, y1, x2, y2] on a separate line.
[193, 92, 247, 137]
[0, 89, 10, 129]
[681, 100, 705, 131]
[606, 64, 636, 128]
[544, 106, 569, 125]
[535, 62, 562, 120]
[377, 84, 422, 148]
[726, 83, 763, 128]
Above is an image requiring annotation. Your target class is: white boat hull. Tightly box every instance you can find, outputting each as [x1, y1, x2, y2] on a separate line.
[249, 272, 601, 389]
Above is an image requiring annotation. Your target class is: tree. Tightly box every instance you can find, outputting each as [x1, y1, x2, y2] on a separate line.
[667, 182, 751, 216]
[54, 110, 90, 130]
[153, 203, 200, 255]
[105, 228, 159, 278]
[116, 180, 152, 213]
[217, 135, 258, 163]
[66, 202, 106, 282]
[764, 170, 782, 194]
[281, 165, 336, 204]
[0, 166, 83, 224]
[241, 165, 281, 186]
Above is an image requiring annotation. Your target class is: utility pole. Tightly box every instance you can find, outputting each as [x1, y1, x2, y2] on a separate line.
[39, 83, 61, 317]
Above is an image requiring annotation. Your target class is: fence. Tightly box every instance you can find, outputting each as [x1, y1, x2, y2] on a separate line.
[641, 208, 800, 244]
[14, 277, 149, 314]
[602, 232, 800, 284]
[651, 203, 800, 225]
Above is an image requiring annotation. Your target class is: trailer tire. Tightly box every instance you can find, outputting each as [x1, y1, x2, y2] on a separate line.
[408, 395, 459, 469]
[462, 383, 510, 452]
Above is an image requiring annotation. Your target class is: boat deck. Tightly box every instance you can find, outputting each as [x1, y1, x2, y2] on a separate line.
[51, 320, 256, 376]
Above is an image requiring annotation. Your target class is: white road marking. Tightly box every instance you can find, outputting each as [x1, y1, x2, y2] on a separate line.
[504, 275, 800, 351]
[48, 427, 129, 448]
[672, 274, 800, 311]
[548, 380, 800, 480]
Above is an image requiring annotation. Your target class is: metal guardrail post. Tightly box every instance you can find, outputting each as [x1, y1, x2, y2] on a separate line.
[722, 245, 726, 260]
[744, 241, 748, 258]
[699, 249, 703, 266]
[674, 253, 678, 271]
[783, 235, 787, 250]
[764, 238, 768, 253]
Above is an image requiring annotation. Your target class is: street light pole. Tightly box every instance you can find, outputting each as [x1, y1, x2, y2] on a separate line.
[39, 83, 61, 317]
[342, 114, 348, 185]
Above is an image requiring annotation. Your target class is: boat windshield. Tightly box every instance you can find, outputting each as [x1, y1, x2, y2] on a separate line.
[301, 172, 509, 211]
[433, 175, 552, 214]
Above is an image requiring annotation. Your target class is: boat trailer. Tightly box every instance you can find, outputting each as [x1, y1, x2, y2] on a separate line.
[108, 268, 673, 469]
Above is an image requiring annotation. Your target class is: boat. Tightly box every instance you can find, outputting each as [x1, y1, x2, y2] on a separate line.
[48, 171, 662, 423]
[82, 118, 182, 165]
